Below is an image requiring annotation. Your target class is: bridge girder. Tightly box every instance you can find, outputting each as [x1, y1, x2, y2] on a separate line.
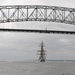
[0, 5, 75, 25]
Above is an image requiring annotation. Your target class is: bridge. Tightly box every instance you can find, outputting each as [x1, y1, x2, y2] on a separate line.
[0, 5, 75, 34]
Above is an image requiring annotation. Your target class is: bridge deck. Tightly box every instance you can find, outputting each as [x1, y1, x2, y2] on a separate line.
[0, 28, 75, 34]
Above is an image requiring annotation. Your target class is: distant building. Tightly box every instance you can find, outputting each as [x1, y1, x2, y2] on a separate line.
[37, 41, 46, 62]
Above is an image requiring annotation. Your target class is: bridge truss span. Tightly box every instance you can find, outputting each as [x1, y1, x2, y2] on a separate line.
[0, 5, 75, 25]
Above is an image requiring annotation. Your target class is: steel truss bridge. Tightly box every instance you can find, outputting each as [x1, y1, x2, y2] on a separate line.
[0, 5, 75, 34]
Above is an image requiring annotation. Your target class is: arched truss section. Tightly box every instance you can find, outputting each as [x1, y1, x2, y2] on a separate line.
[0, 5, 75, 25]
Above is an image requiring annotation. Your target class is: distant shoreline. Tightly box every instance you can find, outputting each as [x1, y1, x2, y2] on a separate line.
[46, 60, 75, 62]
[0, 60, 75, 62]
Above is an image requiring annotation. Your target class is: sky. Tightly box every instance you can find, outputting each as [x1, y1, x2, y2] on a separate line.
[0, 0, 75, 61]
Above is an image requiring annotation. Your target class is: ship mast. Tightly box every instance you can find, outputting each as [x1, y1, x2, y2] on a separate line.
[37, 41, 46, 62]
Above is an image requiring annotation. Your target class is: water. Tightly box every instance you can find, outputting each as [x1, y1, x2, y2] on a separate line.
[0, 61, 74, 75]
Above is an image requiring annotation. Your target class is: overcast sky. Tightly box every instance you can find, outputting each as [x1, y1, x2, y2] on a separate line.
[0, 0, 75, 61]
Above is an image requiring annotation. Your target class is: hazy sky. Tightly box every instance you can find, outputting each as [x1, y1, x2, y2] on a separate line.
[0, 0, 75, 61]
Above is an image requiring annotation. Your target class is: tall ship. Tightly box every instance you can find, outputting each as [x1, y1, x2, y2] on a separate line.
[37, 41, 46, 62]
